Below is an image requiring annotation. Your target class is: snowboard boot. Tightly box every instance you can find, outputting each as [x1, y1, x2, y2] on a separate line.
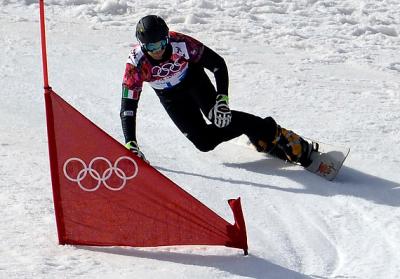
[273, 126, 314, 167]
[251, 124, 315, 167]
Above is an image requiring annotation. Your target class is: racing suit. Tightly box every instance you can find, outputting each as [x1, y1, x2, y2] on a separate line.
[120, 31, 278, 153]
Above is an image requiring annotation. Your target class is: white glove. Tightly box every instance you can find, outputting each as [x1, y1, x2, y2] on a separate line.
[208, 94, 232, 128]
[125, 140, 149, 163]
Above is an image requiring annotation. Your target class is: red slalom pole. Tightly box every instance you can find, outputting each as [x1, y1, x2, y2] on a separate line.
[39, 0, 51, 92]
[39, 0, 66, 244]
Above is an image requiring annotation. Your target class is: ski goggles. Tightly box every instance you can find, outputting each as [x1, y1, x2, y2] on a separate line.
[143, 38, 168, 52]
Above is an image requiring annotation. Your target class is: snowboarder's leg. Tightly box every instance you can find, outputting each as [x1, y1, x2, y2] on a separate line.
[158, 88, 243, 151]
[159, 68, 313, 162]
[167, 68, 270, 151]
[249, 119, 313, 167]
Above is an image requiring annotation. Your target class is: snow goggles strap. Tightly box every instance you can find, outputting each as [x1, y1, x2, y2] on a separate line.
[143, 38, 168, 52]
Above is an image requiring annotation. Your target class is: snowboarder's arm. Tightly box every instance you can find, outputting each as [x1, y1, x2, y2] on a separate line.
[120, 94, 138, 143]
[197, 45, 229, 97]
[172, 32, 228, 96]
[120, 63, 143, 143]
[196, 46, 231, 128]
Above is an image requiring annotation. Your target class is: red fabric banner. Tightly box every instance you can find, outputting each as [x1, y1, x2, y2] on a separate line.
[44, 90, 248, 254]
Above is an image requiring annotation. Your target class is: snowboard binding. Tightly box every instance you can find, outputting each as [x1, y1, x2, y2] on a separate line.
[249, 123, 349, 181]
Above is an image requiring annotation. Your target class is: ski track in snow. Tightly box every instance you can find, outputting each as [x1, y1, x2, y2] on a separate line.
[1, 0, 400, 278]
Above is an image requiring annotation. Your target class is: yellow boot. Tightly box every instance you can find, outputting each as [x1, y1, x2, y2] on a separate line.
[273, 126, 312, 166]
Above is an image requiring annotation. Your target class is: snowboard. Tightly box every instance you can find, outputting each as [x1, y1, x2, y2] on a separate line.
[235, 136, 350, 181]
[304, 141, 350, 181]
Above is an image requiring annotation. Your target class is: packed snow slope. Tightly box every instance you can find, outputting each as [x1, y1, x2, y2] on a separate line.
[1, 0, 400, 278]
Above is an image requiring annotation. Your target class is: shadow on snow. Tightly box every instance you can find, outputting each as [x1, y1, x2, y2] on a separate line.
[80, 246, 312, 279]
[157, 157, 400, 207]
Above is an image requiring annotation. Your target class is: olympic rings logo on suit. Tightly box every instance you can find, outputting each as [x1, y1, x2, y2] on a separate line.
[152, 58, 186, 78]
[63, 156, 139, 192]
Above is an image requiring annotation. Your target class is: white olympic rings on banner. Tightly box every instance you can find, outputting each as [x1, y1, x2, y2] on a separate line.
[63, 156, 138, 192]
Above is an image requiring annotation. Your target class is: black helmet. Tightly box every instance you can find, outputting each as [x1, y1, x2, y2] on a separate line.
[136, 15, 169, 44]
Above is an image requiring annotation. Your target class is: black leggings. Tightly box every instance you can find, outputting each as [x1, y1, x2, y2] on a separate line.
[157, 68, 277, 152]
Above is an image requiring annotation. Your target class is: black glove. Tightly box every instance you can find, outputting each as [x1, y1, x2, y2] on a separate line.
[208, 94, 232, 128]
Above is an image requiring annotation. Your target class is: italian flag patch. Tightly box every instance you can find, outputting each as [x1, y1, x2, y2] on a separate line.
[122, 87, 134, 99]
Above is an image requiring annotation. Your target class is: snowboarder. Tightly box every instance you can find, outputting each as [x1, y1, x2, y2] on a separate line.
[121, 15, 313, 167]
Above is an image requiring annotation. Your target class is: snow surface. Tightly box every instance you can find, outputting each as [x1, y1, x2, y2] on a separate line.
[1, 0, 400, 278]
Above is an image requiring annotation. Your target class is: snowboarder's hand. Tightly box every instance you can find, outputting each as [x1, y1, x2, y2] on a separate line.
[125, 141, 149, 164]
[208, 94, 232, 128]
